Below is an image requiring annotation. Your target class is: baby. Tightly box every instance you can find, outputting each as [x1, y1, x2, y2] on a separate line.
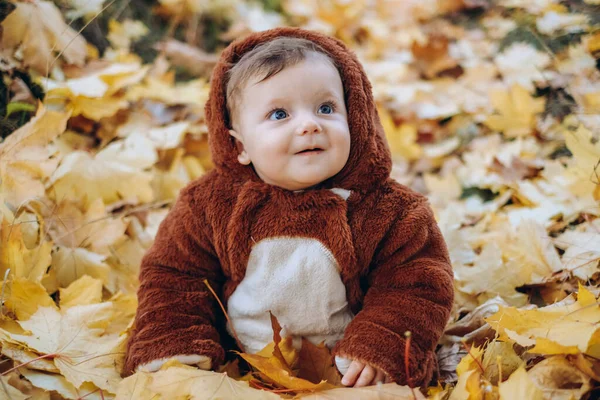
[123, 27, 454, 389]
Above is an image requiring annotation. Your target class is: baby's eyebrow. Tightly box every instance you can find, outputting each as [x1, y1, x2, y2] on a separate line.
[313, 89, 340, 99]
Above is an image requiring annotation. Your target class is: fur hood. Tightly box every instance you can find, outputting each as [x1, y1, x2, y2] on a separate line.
[205, 27, 392, 193]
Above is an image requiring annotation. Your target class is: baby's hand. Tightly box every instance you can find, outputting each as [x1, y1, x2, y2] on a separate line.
[340, 359, 389, 387]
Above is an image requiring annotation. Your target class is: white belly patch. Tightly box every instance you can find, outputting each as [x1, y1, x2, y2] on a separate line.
[226, 237, 354, 354]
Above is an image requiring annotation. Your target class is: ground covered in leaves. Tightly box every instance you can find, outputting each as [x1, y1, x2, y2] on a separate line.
[1, 0, 600, 399]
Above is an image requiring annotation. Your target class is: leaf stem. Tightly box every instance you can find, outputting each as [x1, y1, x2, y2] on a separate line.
[1, 352, 58, 376]
[203, 279, 245, 352]
[404, 331, 417, 400]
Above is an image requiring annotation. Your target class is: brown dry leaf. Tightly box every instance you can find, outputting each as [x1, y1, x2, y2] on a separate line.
[411, 34, 460, 78]
[0, 374, 29, 400]
[297, 339, 343, 386]
[0, 1, 87, 75]
[240, 352, 335, 392]
[484, 85, 545, 138]
[527, 356, 592, 400]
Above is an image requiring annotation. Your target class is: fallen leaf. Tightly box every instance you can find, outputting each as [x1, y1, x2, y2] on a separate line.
[527, 356, 592, 400]
[20, 368, 104, 400]
[0, 1, 87, 75]
[482, 341, 523, 385]
[117, 361, 280, 400]
[1, 304, 124, 394]
[1, 342, 59, 373]
[298, 383, 426, 399]
[59, 275, 103, 308]
[484, 84, 545, 138]
[0, 219, 52, 283]
[5, 277, 56, 321]
[0, 105, 69, 206]
[486, 286, 600, 357]
[47, 151, 154, 208]
[456, 344, 484, 377]
[51, 246, 110, 289]
[297, 338, 343, 386]
[498, 366, 544, 400]
[240, 352, 335, 392]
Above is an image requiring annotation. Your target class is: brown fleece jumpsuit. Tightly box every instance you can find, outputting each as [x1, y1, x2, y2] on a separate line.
[123, 27, 454, 387]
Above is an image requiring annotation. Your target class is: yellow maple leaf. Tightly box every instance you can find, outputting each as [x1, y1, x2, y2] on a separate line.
[0, 105, 70, 207]
[117, 361, 280, 399]
[378, 107, 422, 161]
[35, 198, 127, 256]
[126, 76, 209, 108]
[2, 342, 58, 373]
[482, 341, 523, 385]
[59, 275, 103, 308]
[21, 368, 103, 400]
[45, 63, 148, 121]
[486, 286, 600, 357]
[1, 304, 124, 394]
[498, 367, 543, 400]
[0, 219, 52, 284]
[50, 246, 110, 289]
[47, 151, 154, 207]
[484, 85, 545, 138]
[456, 344, 484, 377]
[563, 122, 600, 200]
[0, 1, 86, 75]
[449, 369, 485, 400]
[4, 277, 56, 321]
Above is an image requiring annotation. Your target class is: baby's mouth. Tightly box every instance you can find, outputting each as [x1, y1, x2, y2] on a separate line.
[296, 148, 323, 155]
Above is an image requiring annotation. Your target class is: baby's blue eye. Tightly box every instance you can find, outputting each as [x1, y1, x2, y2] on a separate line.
[319, 104, 334, 114]
[269, 109, 288, 120]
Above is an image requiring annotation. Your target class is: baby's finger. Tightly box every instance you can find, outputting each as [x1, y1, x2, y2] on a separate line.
[355, 365, 376, 387]
[373, 369, 385, 385]
[341, 361, 364, 386]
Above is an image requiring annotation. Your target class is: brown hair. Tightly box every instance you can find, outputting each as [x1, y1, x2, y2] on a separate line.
[225, 37, 339, 127]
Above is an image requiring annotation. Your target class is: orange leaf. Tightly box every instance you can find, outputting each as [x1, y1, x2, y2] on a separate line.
[269, 311, 291, 371]
[239, 352, 335, 392]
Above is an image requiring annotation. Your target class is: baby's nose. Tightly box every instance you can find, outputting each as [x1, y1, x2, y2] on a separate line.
[297, 118, 322, 135]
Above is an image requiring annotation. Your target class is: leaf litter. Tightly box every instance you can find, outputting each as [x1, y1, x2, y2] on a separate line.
[0, 0, 600, 399]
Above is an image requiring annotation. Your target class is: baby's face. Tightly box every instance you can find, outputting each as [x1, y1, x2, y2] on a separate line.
[229, 55, 350, 191]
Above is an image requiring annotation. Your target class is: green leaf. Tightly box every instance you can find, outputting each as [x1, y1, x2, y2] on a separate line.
[5, 102, 36, 118]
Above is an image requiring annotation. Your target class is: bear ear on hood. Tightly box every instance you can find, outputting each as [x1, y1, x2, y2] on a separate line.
[205, 27, 392, 193]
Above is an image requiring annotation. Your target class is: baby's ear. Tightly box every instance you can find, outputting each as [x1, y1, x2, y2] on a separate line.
[228, 129, 251, 165]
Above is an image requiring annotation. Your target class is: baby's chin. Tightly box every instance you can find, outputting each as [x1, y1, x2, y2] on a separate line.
[275, 173, 338, 191]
